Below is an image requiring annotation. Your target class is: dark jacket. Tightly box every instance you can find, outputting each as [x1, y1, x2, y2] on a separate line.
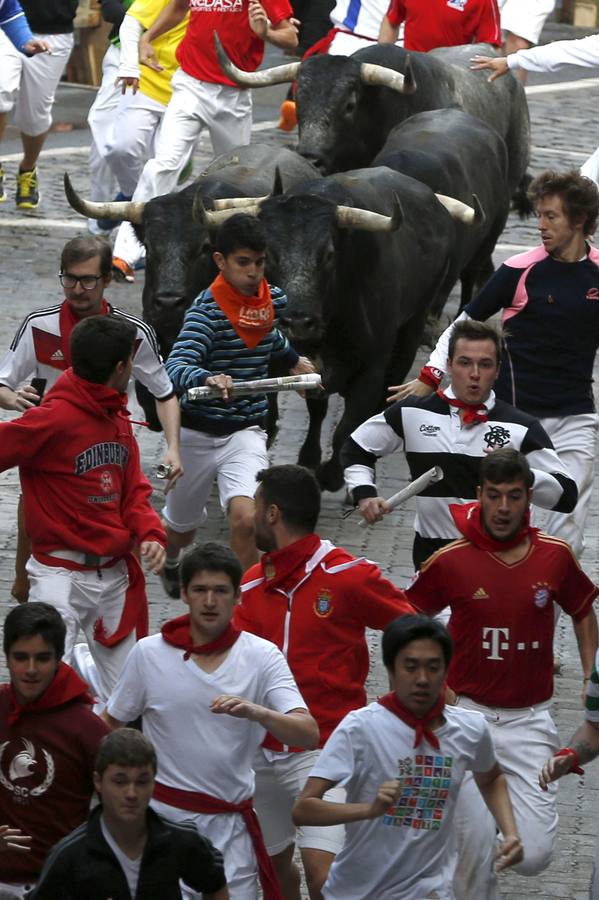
[20, 0, 78, 34]
[31, 806, 226, 899]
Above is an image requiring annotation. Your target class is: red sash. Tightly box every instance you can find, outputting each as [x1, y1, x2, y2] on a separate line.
[303, 26, 377, 58]
[153, 781, 283, 900]
[34, 551, 148, 647]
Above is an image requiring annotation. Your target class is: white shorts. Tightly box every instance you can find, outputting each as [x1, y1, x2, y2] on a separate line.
[497, 0, 555, 44]
[254, 748, 346, 856]
[0, 31, 74, 135]
[163, 426, 269, 533]
[26, 555, 138, 702]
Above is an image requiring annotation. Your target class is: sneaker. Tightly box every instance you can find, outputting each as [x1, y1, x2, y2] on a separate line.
[16, 167, 40, 209]
[160, 561, 180, 599]
[177, 158, 194, 185]
[0, 163, 5, 203]
[112, 256, 135, 284]
[278, 100, 297, 132]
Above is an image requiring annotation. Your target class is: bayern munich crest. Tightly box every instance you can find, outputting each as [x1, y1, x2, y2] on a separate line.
[532, 582, 552, 609]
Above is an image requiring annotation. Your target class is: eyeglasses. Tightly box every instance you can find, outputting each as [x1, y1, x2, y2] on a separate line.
[59, 273, 103, 290]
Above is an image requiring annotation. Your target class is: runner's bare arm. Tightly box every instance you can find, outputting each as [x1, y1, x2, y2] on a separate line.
[293, 776, 401, 825]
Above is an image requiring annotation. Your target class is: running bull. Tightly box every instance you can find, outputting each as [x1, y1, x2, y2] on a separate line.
[216, 39, 530, 206]
[218, 166, 479, 490]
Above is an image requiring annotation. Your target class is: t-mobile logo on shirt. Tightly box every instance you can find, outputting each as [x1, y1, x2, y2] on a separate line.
[190, 0, 243, 10]
[482, 627, 542, 660]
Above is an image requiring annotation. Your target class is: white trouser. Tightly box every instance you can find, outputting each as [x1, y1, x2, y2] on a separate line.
[104, 92, 164, 198]
[112, 68, 252, 267]
[26, 555, 137, 702]
[452, 697, 559, 900]
[88, 43, 123, 215]
[531, 413, 599, 558]
[0, 31, 74, 135]
[497, 0, 555, 44]
[581, 147, 599, 189]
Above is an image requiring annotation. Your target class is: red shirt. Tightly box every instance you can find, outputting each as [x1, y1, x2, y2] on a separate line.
[407, 532, 597, 708]
[0, 685, 110, 883]
[236, 536, 414, 749]
[386, 0, 501, 51]
[177, 0, 293, 87]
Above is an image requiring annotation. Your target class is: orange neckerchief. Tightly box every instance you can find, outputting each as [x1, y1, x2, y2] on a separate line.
[210, 274, 274, 349]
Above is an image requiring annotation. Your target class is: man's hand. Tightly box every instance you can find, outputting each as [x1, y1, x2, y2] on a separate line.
[210, 695, 265, 722]
[358, 496, 390, 524]
[470, 55, 509, 82]
[495, 834, 523, 871]
[139, 39, 164, 71]
[205, 374, 234, 400]
[539, 752, 576, 791]
[290, 356, 317, 376]
[367, 779, 401, 819]
[0, 825, 31, 852]
[12, 384, 41, 411]
[160, 448, 184, 493]
[116, 75, 140, 94]
[248, 0, 269, 39]
[23, 38, 51, 55]
[387, 378, 434, 404]
[140, 541, 166, 574]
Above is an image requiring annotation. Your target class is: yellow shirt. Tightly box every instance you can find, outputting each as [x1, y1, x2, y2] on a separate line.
[129, 0, 189, 106]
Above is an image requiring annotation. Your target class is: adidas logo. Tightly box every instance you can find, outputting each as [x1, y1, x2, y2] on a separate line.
[472, 587, 489, 600]
[50, 349, 64, 361]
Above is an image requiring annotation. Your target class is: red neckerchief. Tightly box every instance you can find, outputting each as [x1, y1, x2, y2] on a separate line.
[261, 533, 321, 591]
[437, 389, 488, 425]
[8, 662, 94, 725]
[161, 614, 240, 660]
[378, 691, 445, 750]
[210, 274, 274, 349]
[451, 501, 537, 552]
[59, 298, 110, 368]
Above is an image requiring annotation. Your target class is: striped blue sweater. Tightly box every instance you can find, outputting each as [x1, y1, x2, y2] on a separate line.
[166, 285, 299, 435]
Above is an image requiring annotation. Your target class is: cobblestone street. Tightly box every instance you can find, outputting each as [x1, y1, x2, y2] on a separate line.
[1, 39, 599, 896]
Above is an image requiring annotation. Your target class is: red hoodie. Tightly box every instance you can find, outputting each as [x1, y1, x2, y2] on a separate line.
[0, 369, 165, 557]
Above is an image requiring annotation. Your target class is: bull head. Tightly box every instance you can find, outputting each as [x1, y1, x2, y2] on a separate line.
[63, 173, 145, 224]
[213, 32, 417, 95]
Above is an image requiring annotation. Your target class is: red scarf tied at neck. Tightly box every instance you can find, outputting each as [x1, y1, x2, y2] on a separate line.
[59, 299, 110, 369]
[378, 691, 445, 750]
[451, 501, 537, 553]
[261, 533, 321, 592]
[8, 661, 95, 725]
[211, 274, 274, 349]
[161, 614, 240, 660]
[437, 389, 488, 425]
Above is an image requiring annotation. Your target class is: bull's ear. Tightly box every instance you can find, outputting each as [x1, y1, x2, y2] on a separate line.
[192, 191, 209, 226]
[272, 167, 284, 196]
[403, 56, 417, 94]
[472, 194, 486, 226]
[390, 192, 404, 230]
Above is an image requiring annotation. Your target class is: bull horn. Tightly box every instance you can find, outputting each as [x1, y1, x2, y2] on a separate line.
[214, 32, 300, 87]
[359, 55, 416, 95]
[63, 173, 145, 224]
[336, 193, 403, 232]
[212, 196, 268, 210]
[193, 193, 262, 226]
[434, 193, 484, 225]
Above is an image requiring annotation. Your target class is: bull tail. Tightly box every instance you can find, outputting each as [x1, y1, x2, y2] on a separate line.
[511, 171, 534, 219]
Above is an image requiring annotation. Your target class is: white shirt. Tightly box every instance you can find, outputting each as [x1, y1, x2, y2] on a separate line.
[101, 816, 142, 897]
[508, 33, 599, 73]
[311, 702, 496, 900]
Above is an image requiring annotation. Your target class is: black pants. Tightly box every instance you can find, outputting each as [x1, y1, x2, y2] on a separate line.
[412, 534, 452, 571]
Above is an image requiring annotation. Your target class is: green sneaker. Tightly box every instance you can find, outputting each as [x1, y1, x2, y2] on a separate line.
[16, 167, 40, 209]
[0, 163, 5, 202]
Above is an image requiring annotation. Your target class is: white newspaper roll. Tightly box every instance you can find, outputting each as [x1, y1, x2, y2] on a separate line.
[186, 373, 321, 401]
[358, 465, 444, 528]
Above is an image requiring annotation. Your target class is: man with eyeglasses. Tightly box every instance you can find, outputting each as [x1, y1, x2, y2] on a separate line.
[0, 234, 181, 603]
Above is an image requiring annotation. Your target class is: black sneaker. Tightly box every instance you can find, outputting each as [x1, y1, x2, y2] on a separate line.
[16, 167, 40, 209]
[160, 561, 180, 599]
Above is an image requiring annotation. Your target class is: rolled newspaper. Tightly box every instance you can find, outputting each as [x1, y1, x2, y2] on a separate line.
[186, 373, 321, 401]
[358, 465, 444, 528]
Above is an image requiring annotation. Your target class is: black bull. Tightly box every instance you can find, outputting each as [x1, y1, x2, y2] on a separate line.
[255, 166, 459, 491]
[218, 40, 530, 202]
[372, 108, 511, 312]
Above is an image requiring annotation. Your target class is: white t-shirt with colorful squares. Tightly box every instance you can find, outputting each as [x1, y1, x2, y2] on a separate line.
[311, 701, 496, 900]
